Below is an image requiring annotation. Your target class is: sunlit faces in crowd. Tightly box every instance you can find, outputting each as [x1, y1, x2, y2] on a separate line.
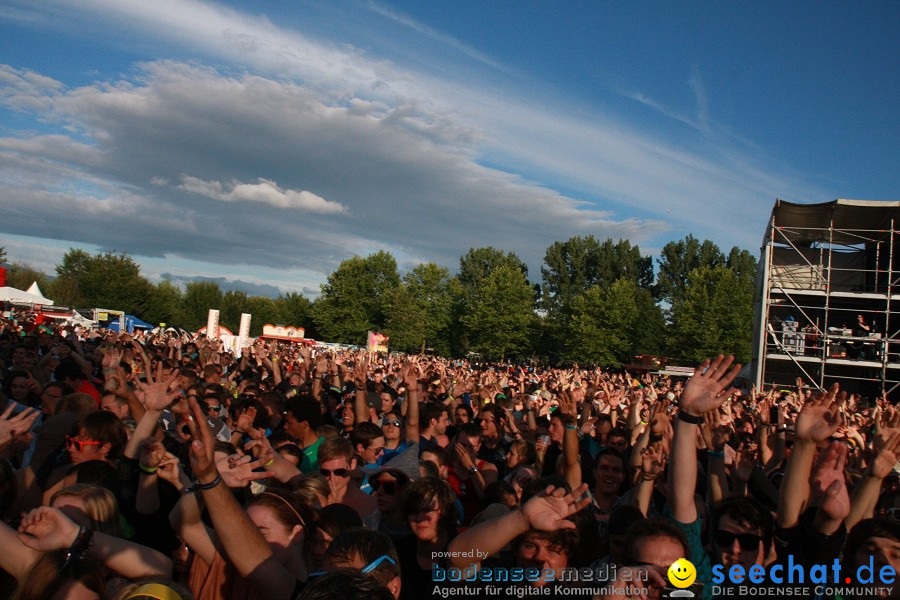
[516, 529, 577, 587]
[371, 470, 410, 514]
[593, 451, 626, 496]
[711, 498, 772, 572]
[843, 519, 900, 599]
[358, 437, 385, 467]
[604, 429, 629, 455]
[402, 479, 458, 545]
[245, 491, 309, 568]
[381, 412, 402, 442]
[100, 393, 130, 420]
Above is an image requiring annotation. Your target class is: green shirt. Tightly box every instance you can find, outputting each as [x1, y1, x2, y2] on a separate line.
[299, 436, 324, 474]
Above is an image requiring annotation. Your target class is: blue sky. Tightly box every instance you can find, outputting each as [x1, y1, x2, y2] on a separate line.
[1, 0, 897, 297]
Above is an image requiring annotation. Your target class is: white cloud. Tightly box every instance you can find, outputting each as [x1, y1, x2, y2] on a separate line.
[178, 175, 346, 213]
[0, 0, 834, 285]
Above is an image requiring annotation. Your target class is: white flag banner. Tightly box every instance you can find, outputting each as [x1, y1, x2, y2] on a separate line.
[206, 309, 220, 340]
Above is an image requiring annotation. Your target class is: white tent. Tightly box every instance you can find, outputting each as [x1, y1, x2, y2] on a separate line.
[0, 284, 54, 305]
[26, 282, 51, 302]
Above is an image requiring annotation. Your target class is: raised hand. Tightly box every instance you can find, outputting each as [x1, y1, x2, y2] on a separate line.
[640, 443, 666, 480]
[156, 454, 185, 488]
[810, 441, 850, 523]
[520, 484, 590, 532]
[216, 453, 273, 488]
[17, 506, 80, 552]
[234, 406, 257, 434]
[795, 384, 844, 443]
[140, 439, 168, 469]
[871, 432, 900, 479]
[679, 355, 741, 416]
[184, 396, 218, 484]
[136, 363, 182, 412]
[700, 409, 731, 451]
[0, 404, 39, 449]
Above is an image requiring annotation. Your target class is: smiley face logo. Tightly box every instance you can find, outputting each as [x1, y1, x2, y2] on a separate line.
[667, 558, 697, 588]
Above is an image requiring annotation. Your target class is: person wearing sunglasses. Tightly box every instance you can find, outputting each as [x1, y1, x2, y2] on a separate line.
[318, 436, 376, 520]
[363, 467, 412, 542]
[66, 410, 127, 465]
[710, 497, 773, 576]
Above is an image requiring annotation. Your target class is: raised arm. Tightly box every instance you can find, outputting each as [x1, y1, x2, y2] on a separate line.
[777, 384, 843, 529]
[19, 506, 172, 579]
[846, 431, 900, 530]
[669, 356, 740, 524]
[402, 361, 420, 442]
[447, 483, 589, 568]
[183, 396, 296, 600]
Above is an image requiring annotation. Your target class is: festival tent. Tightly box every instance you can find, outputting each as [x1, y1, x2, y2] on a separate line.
[107, 314, 153, 334]
[0, 285, 54, 305]
[26, 282, 52, 304]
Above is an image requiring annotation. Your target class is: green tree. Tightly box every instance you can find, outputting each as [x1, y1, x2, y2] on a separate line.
[541, 236, 654, 359]
[221, 290, 250, 332]
[669, 265, 754, 363]
[458, 247, 528, 290]
[726, 247, 759, 284]
[51, 249, 153, 316]
[312, 251, 401, 345]
[404, 262, 453, 355]
[274, 292, 316, 338]
[245, 296, 279, 337]
[181, 281, 224, 331]
[384, 285, 428, 353]
[566, 278, 662, 367]
[656, 235, 725, 305]
[459, 264, 534, 360]
[0, 246, 7, 264]
[142, 279, 187, 327]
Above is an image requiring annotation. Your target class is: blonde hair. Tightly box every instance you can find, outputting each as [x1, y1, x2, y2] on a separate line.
[291, 476, 330, 508]
[57, 393, 96, 418]
[51, 483, 123, 536]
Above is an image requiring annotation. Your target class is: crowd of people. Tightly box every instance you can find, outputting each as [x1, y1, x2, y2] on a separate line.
[1, 307, 899, 600]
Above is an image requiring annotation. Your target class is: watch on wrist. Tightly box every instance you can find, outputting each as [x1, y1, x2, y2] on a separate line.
[677, 410, 703, 425]
[468, 465, 479, 474]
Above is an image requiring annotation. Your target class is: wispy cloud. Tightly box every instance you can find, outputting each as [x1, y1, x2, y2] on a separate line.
[364, 1, 509, 72]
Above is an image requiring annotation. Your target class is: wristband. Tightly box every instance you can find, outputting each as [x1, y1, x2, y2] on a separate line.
[264, 458, 275, 467]
[707, 449, 725, 458]
[677, 410, 703, 425]
[640, 473, 657, 482]
[64, 525, 94, 567]
[138, 462, 158, 475]
[564, 424, 577, 430]
[640, 420, 649, 426]
[194, 474, 222, 492]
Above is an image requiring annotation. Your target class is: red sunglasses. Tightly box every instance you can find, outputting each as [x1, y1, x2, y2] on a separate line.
[66, 436, 103, 452]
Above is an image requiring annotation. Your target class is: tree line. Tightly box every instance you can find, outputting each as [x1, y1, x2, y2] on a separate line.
[0, 235, 757, 365]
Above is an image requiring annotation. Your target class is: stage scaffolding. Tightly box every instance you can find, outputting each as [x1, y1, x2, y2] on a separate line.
[751, 199, 900, 398]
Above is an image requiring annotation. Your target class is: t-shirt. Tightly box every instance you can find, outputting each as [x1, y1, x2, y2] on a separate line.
[299, 436, 324, 474]
[382, 439, 412, 463]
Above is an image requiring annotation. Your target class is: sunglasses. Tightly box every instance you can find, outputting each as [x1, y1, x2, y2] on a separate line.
[320, 468, 350, 478]
[368, 446, 385, 455]
[66, 436, 103, 452]
[383, 420, 401, 427]
[308, 554, 396, 581]
[371, 479, 401, 494]
[714, 530, 762, 550]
